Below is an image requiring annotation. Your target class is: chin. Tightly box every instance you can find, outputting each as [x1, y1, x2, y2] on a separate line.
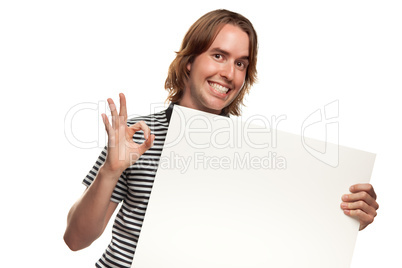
[203, 100, 227, 113]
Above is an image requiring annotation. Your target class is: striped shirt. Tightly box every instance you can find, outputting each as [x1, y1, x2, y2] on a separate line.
[83, 106, 172, 267]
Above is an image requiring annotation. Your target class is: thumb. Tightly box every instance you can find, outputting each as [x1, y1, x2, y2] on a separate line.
[137, 134, 155, 155]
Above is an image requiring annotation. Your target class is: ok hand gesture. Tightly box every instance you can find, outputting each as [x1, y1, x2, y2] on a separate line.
[101, 93, 155, 175]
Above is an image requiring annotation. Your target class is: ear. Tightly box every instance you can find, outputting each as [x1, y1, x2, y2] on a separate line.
[186, 62, 191, 72]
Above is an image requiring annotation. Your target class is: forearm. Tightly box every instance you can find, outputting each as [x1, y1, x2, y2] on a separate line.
[64, 165, 122, 251]
[64, 93, 154, 251]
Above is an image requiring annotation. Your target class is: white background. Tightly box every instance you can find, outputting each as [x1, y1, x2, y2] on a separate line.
[1, 0, 400, 267]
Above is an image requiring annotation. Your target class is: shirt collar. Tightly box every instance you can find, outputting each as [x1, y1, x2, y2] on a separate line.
[165, 103, 229, 124]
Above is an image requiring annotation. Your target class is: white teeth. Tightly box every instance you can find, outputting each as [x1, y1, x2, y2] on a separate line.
[209, 82, 229, 94]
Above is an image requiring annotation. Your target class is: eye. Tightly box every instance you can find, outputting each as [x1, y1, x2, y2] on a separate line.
[213, 54, 223, 60]
[236, 61, 247, 70]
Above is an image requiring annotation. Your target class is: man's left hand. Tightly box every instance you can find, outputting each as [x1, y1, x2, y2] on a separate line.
[341, 183, 379, 231]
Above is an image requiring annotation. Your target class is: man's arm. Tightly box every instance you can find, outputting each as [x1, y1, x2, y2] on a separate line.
[63, 93, 155, 251]
[63, 166, 120, 251]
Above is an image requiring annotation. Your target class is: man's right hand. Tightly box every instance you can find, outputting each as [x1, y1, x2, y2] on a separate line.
[101, 93, 155, 175]
[64, 93, 155, 251]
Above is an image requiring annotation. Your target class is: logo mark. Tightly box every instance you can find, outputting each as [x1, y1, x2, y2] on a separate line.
[301, 100, 339, 167]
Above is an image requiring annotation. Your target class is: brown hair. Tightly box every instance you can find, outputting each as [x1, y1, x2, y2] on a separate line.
[164, 9, 258, 116]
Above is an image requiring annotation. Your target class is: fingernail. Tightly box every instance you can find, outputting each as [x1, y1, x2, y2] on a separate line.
[342, 194, 349, 201]
[341, 203, 348, 209]
[350, 185, 355, 192]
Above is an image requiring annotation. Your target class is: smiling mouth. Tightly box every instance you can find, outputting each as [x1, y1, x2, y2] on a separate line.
[208, 81, 231, 94]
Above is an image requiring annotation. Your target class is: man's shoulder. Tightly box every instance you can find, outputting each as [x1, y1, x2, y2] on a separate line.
[126, 109, 169, 129]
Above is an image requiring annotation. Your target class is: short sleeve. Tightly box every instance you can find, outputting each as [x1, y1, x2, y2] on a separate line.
[82, 146, 128, 203]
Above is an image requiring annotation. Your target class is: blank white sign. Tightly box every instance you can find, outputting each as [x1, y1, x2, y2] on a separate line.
[131, 105, 375, 268]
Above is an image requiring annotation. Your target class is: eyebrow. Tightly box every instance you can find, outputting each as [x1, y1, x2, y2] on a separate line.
[210, 47, 249, 62]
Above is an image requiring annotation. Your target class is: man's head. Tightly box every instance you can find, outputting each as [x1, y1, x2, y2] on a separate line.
[165, 9, 258, 116]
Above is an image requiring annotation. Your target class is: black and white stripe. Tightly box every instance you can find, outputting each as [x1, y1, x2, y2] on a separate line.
[83, 109, 170, 268]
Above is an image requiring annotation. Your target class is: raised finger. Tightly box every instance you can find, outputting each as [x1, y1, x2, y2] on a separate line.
[107, 98, 118, 128]
[101, 113, 111, 134]
[119, 93, 127, 120]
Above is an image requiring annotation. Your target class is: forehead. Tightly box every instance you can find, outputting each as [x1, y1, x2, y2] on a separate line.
[208, 24, 249, 57]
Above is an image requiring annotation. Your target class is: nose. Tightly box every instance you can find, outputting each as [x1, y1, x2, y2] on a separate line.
[220, 62, 235, 81]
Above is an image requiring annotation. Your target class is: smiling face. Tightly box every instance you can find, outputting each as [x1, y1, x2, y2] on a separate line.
[179, 24, 250, 115]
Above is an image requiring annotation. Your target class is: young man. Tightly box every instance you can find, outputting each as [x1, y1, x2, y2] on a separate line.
[64, 9, 379, 268]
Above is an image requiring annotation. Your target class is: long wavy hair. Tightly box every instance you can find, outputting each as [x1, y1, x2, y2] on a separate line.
[164, 9, 258, 116]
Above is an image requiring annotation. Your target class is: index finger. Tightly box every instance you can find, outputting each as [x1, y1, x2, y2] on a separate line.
[350, 183, 377, 200]
[119, 93, 127, 120]
[129, 121, 151, 140]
